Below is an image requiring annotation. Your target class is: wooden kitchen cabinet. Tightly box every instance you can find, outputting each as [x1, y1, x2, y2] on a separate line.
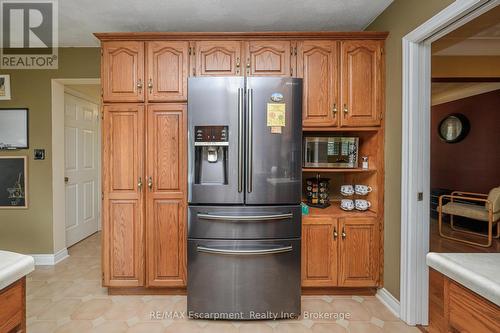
[302, 216, 338, 287]
[146, 41, 189, 102]
[102, 41, 145, 102]
[245, 41, 293, 76]
[146, 104, 187, 287]
[339, 217, 379, 287]
[102, 104, 145, 287]
[297, 41, 339, 127]
[340, 40, 382, 127]
[195, 41, 242, 76]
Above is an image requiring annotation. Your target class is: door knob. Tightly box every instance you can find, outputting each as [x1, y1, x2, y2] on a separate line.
[137, 79, 143, 92]
[341, 227, 346, 239]
[343, 104, 348, 115]
[148, 78, 153, 94]
[138, 177, 143, 190]
[332, 103, 337, 116]
[147, 176, 153, 190]
[333, 227, 338, 240]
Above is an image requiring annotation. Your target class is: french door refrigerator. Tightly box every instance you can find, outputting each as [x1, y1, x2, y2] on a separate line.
[187, 77, 302, 320]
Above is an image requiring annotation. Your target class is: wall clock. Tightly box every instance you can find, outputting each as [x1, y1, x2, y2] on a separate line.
[438, 113, 470, 143]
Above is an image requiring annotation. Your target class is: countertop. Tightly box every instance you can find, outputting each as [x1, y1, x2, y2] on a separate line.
[426, 252, 500, 306]
[0, 250, 34, 290]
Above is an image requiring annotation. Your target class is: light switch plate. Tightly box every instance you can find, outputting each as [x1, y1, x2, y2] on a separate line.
[34, 149, 45, 160]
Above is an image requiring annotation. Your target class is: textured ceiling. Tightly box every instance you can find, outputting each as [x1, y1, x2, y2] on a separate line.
[58, 0, 393, 46]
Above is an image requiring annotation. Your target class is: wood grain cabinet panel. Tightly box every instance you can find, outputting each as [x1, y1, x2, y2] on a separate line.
[146, 104, 187, 287]
[302, 217, 338, 287]
[102, 104, 145, 287]
[102, 41, 144, 102]
[195, 41, 242, 76]
[146, 41, 189, 102]
[340, 40, 382, 127]
[339, 218, 379, 287]
[146, 199, 186, 287]
[297, 41, 339, 127]
[245, 41, 292, 76]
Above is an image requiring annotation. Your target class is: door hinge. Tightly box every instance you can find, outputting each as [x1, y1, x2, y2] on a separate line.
[101, 192, 104, 201]
[418, 192, 423, 201]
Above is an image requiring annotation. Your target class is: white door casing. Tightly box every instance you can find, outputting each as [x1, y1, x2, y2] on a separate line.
[64, 93, 100, 247]
[400, 0, 499, 325]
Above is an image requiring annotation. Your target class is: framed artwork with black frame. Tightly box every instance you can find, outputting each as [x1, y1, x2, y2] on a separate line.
[0, 108, 29, 149]
[0, 156, 28, 208]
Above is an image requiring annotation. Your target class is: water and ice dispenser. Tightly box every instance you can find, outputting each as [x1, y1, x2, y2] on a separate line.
[193, 126, 229, 185]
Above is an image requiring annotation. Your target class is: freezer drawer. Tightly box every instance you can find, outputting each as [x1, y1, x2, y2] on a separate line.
[188, 205, 301, 239]
[187, 239, 301, 320]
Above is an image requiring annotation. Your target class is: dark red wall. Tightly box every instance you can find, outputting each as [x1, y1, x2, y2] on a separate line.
[431, 89, 500, 193]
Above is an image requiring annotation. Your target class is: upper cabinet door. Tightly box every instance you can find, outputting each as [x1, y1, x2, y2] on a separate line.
[195, 41, 242, 76]
[340, 40, 382, 127]
[146, 41, 189, 102]
[297, 41, 339, 127]
[245, 41, 292, 76]
[102, 41, 145, 102]
[339, 218, 380, 287]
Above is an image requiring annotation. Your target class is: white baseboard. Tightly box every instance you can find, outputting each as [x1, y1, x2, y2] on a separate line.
[376, 288, 401, 318]
[30, 248, 69, 266]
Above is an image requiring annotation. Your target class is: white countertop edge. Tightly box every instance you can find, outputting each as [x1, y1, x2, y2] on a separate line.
[426, 252, 500, 306]
[0, 253, 35, 291]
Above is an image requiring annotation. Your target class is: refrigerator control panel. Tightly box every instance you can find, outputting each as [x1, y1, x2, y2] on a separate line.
[194, 126, 229, 146]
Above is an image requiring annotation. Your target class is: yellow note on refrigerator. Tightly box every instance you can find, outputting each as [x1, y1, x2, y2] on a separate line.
[267, 103, 286, 127]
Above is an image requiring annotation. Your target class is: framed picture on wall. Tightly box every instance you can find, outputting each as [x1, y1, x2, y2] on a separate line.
[0, 156, 28, 208]
[0, 75, 11, 100]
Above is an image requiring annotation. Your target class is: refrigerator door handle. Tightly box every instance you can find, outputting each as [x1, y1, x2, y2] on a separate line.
[197, 245, 293, 256]
[238, 88, 244, 193]
[197, 212, 293, 221]
[247, 88, 253, 193]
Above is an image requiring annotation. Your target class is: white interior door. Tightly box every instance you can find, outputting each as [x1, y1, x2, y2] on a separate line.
[64, 93, 100, 247]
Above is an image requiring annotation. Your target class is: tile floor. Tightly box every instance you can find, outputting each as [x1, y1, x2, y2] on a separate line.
[26, 232, 419, 333]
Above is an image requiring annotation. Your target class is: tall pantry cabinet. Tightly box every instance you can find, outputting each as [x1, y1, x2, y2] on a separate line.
[101, 41, 188, 289]
[97, 32, 386, 294]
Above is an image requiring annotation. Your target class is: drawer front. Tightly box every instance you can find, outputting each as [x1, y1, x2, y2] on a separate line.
[188, 239, 300, 319]
[188, 205, 301, 239]
[447, 280, 500, 332]
[0, 278, 23, 332]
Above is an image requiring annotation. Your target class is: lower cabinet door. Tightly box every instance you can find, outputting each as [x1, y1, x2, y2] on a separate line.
[301, 216, 338, 287]
[339, 218, 379, 287]
[146, 198, 186, 287]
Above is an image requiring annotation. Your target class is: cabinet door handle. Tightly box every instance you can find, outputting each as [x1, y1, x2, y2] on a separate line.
[333, 227, 338, 240]
[137, 79, 143, 92]
[332, 103, 337, 116]
[147, 176, 153, 191]
[343, 104, 348, 115]
[236, 57, 240, 75]
[148, 78, 153, 94]
[246, 59, 250, 75]
[341, 227, 346, 239]
[138, 177, 143, 191]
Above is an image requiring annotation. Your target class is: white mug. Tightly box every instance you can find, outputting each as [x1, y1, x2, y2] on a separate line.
[355, 199, 371, 211]
[340, 185, 354, 196]
[340, 199, 355, 211]
[354, 185, 373, 196]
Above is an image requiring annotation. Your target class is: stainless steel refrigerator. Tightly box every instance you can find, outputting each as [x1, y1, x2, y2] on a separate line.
[187, 77, 302, 320]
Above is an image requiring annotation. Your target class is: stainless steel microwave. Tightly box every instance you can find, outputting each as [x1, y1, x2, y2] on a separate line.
[303, 137, 359, 168]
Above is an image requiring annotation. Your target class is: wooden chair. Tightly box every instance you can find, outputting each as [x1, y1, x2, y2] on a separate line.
[438, 187, 500, 247]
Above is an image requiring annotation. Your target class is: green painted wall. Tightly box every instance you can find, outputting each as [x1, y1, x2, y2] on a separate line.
[366, 0, 455, 300]
[0, 48, 100, 253]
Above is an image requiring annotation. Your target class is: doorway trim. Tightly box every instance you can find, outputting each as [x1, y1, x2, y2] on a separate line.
[400, 0, 499, 325]
[51, 78, 101, 256]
